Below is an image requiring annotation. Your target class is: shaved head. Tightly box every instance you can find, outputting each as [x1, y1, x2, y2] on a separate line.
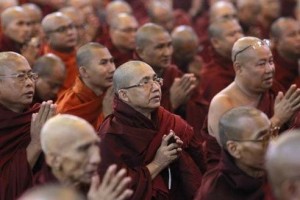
[33, 54, 65, 78]
[172, 25, 198, 45]
[209, 1, 237, 22]
[0, 0, 18, 14]
[19, 184, 84, 200]
[270, 17, 298, 39]
[1, 6, 28, 28]
[266, 130, 300, 199]
[42, 12, 71, 33]
[21, 3, 42, 21]
[0, 51, 28, 74]
[136, 22, 167, 50]
[106, 0, 132, 24]
[76, 42, 105, 68]
[59, 6, 84, 25]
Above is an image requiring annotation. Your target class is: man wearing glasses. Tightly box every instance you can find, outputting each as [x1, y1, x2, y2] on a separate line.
[197, 107, 275, 200]
[41, 12, 78, 98]
[98, 60, 204, 200]
[205, 36, 300, 169]
[0, 52, 56, 200]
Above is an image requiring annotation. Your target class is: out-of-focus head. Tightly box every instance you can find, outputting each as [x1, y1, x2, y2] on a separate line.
[0, 52, 36, 113]
[259, 0, 280, 21]
[109, 13, 138, 51]
[1, 6, 31, 44]
[266, 130, 300, 200]
[114, 61, 162, 116]
[171, 25, 199, 68]
[147, 1, 174, 32]
[232, 36, 274, 93]
[136, 23, 173, 71]
[236, 0, 260, 26]
[209, 1, 237, 23]
[33, 54, 66, 101]
[77, 42, 115, 92]
[67, 0, 94, 20]
[209, 19, 244, 59]
[18, 184, 85, 200]
[271, 17, 300, 61]
[41, 114, 101, 184]
[219, 106, 272, 177]
[0, 0, 18, 14]
[42, 12, 78, 51]
[105, 0, 132, 25]
[59, 7, 86, 46]
[21, 3, 42, 37]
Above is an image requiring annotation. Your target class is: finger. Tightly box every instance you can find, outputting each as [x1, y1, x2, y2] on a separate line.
[113, 176, 131, 197]
[116, 189, 133, 200]
[40, 102, 51, 123]
[37, 102, 46, 122]
[166, 143, 179, 150]
[184, 84, 196, 95]
[275, 91, 284, 105]
[46, 104, 57, 120]
[88, 175, 100, 194]
[162, 133, 173, 146]
[288, 88, 300, 102]
[31, 113, 37, 122]
[107, 168, 127, 192]
[101, 164, 117, 187]
[285, 84, 297, 99]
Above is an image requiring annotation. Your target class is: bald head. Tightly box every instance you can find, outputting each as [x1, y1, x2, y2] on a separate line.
[266, 130, 300, 199]
[77, 42, 105, 68]
[42, 12, 71, 33]
[270, 17, 298, 39]
[22, 3, 42, 21]
[33, 54, 65, 78]
[19, 184, 84, 200]
[59, 6, 84, 25]
[41, 114, 96, 154]
[106, 0, 132, 24]
[0, 51, 28, 74]
[0, 0, 18, 14]
[1, 6, 28, 28]
[209, 1, 237, 22]
[136, 23, 167, 50]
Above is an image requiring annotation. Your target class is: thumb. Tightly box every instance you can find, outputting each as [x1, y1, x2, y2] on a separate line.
[89, 175, 100, 195]
[275, 91, 284, 104]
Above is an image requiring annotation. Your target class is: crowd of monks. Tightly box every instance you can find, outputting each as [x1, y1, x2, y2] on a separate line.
[1, 0, 300, 200]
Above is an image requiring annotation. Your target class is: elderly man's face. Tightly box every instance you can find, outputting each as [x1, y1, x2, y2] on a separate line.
[3, 14, 31, 44]
[35, 64, 65, 101]
[277, 21, 300, 57]
[56, 130, 101, 184]
[138, 31, 173, 69]
[47, 18, 78, 50]
[237, 44, 275, 92]
[260, 0, 280, 19]
[110, 16, 138, 51]
[83, 48, 115, 90]
[0, 57, 35, 108]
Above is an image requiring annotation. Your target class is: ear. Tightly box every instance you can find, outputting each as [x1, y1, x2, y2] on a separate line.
[233, 61, 242, 74]
[45, 152, 62, 169]
[117, 89, 129, 102]
[227, 140, 241, 159]
[136, 46, 145, 59]
[79, 66, 88, 78]
[210, 37, 220, 49]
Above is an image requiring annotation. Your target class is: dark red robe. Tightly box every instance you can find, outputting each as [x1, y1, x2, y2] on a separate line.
[0, 103, 40, 200]
[195, 150, 265, 200]
[273, 49, 299, 90]
[0, 35, 23, 53]
[98, 97, 204, 200]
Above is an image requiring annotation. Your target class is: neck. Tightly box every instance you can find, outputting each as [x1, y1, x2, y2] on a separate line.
[52, 168, 81, 188]
[234, 79, 262, 102]
[50, 45, 74, 53]
[235, 160, 265, 178]
[82, 78, 105, 96]
[116, 45, 132, 54]
[0, 101, 27, 113]
[277, 48, 299, 63]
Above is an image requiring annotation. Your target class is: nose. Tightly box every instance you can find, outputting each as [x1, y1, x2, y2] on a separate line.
[90, 146, 101, 165]
[163, 45, 173, 57]
[265, 62, 275, 74]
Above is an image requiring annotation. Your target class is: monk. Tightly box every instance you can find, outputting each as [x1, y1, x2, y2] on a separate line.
[98, 60, 204, 200]
[21, 3, 43, 38]
[0, 0, 18, 14]
[41, 12, 78, 97]
[266, 130, 300, 200]
[32, 53, 66, 103]
[196, 107, 272, 200]
[19, 184, 85, 200]
[0, 52, 56, 200]
[206, 36, 300, 169]
[56, 42, 115, 129]
[270, 17, 300, 90]
[105, 0, 132, 25]
[135, 23, 196, 112]
[105, 13, 138, 67]
[36, 114, 133, 200]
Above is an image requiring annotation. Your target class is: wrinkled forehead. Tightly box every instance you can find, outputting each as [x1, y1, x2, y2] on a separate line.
[0, 56, 30, 74]
[48, 16, 72, 29]
[9, 10, 30, 21]
[128, 64, 156, 83]
[64, 128, 99, 150]
[239, 114, 270, 139]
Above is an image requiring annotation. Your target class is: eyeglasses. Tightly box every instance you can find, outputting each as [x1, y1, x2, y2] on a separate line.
[121, 77, 163, 90]
[233, 39, 270, 62]
[230, 126, 279, 148]
[115, 27, 138, 33]
[0, 72, 38, 82]
[47, 23, 76, 34]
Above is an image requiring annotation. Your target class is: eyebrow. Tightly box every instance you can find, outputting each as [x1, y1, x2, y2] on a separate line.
[253, 129, 269, 139]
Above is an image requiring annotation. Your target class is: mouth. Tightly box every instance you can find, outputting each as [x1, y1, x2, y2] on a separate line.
[25, 91, 34, 96]
[151, 94, 161, 101]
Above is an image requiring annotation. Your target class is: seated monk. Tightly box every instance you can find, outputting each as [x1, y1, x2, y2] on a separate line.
[266, 130, 300, 200]
[98, 61, 204, 200]
[0, 52, 55, 200]
[205, 36, 300, 169]
[41, 12, 78, 98]
[21, 3, 43, 39]
[196, 107, 274, 200]
[105, 13, 138, 67]
[32, 53, 66, 103]
[135, 23, 196, 113]
[36, 114, 133, 200]
[56, 42, 115, 129]
[270, 17, 300, 90]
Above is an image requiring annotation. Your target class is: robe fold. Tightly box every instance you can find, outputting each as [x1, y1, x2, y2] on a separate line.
[56, 77, 105, 129]
[195, 150, 265, 200]
[273, 49, 299, 90]
[98, 97, 204, 200]
[42, 44, 78, 98]
[0, 103, 40, 200]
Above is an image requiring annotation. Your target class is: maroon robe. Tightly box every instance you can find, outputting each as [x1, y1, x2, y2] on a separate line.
[273, 49, 299, 90]
[195, 150, 265, 200]
[0, 35, 23, 53]
[0, 103, 40, 200]
[98, 97, 204, 200]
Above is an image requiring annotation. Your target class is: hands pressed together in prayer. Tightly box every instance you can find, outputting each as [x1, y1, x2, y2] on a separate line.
[272, 84, 300, 127]
[147, 130, 183, 179]
[170, 73, 196, 110]
[88, 165, 133, 200]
